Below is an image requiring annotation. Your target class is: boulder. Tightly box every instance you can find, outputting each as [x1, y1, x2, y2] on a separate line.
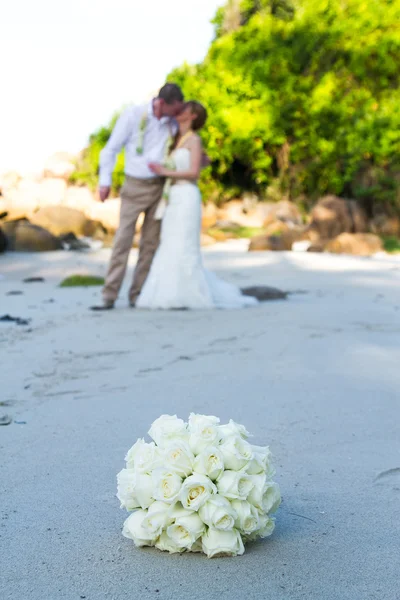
[87, 198, 121, 233]
[218, 200, 270, 228]
[325, 233, 383, 256]
[241, 286, 288, 301]
[264, 220, 291, 236]
[2, 178, 41, 217]
[0, 171, 21, 194]
[307, 239, 330, 253]
[201, 233, 217, 247]
[249, 227, 304, 252]
[37, 178, 67, 206]
[308, 195, 368, 240]
[370, 214, 400, 238]
[43, 152, 76, 179]
[0, 226, 7, 253]
[263, 200, 303, 227]
[2, 219, 63, 252]
[201, 203, 218, 230]
[29, 206, 104, 238]
[63, 186, 96, 212]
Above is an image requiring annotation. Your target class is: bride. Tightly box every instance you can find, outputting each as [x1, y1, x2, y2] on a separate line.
[136, 101, 258, 310]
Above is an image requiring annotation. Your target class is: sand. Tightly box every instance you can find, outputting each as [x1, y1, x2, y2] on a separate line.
[1, 241, 399, 600]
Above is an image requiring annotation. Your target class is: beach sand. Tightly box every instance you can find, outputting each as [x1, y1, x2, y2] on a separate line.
[1, 241, 399, 600]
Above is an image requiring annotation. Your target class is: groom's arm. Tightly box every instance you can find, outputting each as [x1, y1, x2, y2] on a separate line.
[98, 107, 135, 201]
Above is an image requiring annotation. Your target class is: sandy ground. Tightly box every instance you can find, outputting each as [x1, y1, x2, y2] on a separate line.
[1, 241, 400, 600]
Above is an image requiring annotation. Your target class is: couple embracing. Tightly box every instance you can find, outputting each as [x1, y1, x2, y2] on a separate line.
[94, 83, 257, 311]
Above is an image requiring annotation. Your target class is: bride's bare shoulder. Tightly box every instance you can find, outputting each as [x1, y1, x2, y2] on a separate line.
[188, 133, 202, 147]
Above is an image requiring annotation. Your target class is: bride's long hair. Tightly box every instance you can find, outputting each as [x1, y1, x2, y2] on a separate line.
[169, 101, 208, 152]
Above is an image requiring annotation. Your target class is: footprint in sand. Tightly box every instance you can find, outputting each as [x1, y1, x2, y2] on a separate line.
[374, 468, 400, 491]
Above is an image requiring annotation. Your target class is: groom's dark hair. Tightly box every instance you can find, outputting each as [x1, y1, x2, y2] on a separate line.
[158, 83, 184, 104]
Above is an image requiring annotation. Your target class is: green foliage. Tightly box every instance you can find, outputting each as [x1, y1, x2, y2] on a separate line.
[60, 275, 105, 287]
[207, 225, 264, 239]
[70, 114, 125, 194]
[71, 0, 400, 214]
[171, 0, 400, 210]
[382, 236, 400, 254]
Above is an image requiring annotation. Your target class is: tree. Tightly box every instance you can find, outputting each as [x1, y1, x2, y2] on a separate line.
[72, 0, 400, 214]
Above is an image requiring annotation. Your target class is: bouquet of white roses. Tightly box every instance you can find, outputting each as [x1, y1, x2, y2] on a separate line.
[117, 414, 281, 558]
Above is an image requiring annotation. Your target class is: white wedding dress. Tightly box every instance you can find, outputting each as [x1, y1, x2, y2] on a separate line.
[136, 148, 258, 310]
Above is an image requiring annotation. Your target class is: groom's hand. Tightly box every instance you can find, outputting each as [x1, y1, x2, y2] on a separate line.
[201, 152, 211, 169]
[99, 186, 111, 202]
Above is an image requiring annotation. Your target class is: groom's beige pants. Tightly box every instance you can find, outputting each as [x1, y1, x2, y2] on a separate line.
[102, 175, 164, 304]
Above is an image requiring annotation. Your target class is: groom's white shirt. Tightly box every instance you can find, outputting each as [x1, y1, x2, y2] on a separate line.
[99, 101, 176, 187]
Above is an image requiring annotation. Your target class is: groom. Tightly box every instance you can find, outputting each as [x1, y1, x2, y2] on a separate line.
[93, 83, 185, 310]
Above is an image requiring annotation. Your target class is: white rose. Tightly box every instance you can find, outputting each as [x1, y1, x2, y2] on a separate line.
[248, 475, 281, 514]
[141, 501, 172, 538]
[125, 438, 160, 473]
[188, 413, 220, 431]
[217, 470, 253, 500]
[148, 415, 188, 448]
[258, 514, 276, 538]
[201, 527, 245, 558]
[193, 447, 224, 481]
[246, 445, 275, 477]
[218, 419, 250, 441]
[230, 500, 260, 535]
[122, 510, 155, 547]
[116, 468, 140, 511]
[244, 514, 275, 542]
[262, 482, 281, 514]
[155, 530, 185, 554]
[167, 511, 205, 549]
[189, 539, 203, 553]
[152, 469, 183, 504]
[117, 469, 154, 510]
[188, 414, 220, 455]
[163, 441, 194, 478]
[179, 474, 217, 511]
[199, 495, 236, 531]
[220, 436, 253, 471]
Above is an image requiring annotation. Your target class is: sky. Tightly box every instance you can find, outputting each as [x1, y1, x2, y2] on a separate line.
[0, 0, 223, 174]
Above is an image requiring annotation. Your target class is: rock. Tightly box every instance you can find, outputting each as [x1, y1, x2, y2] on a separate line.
[23, 277, 45, 282]
[0, 226, 7, 253]
[307, 239, 330, 253]
[325, 233, 383, 256]
[264, 220, 290, 236]
[2, 219, 63, 252]
[248, 234, 273, 251]
[201, 233, 217, 246]
[308, 195, 368, 240]
[2, 178, 42, 217]
[59, 233, 91, 251]
[218, 200, 270, 228]
[43, 152, 76, 179]
[63, 186, 96, 212]
[0, 414, 12, 426]
[0, 171, 21, 194]
[214, 220, 242, 231]
[207, 229, 236, 242]
[0, 314, 31, 326]
[29, 206, 104, 238]
[201, 203, 218, 230]
[263, 200, 303, 227]
[370, 214, 400, 237]
[249, 227, 304, 251]
[241, 286, 288, 301]
[37, 178, 67, 206]
[87, 198, 121, 233]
